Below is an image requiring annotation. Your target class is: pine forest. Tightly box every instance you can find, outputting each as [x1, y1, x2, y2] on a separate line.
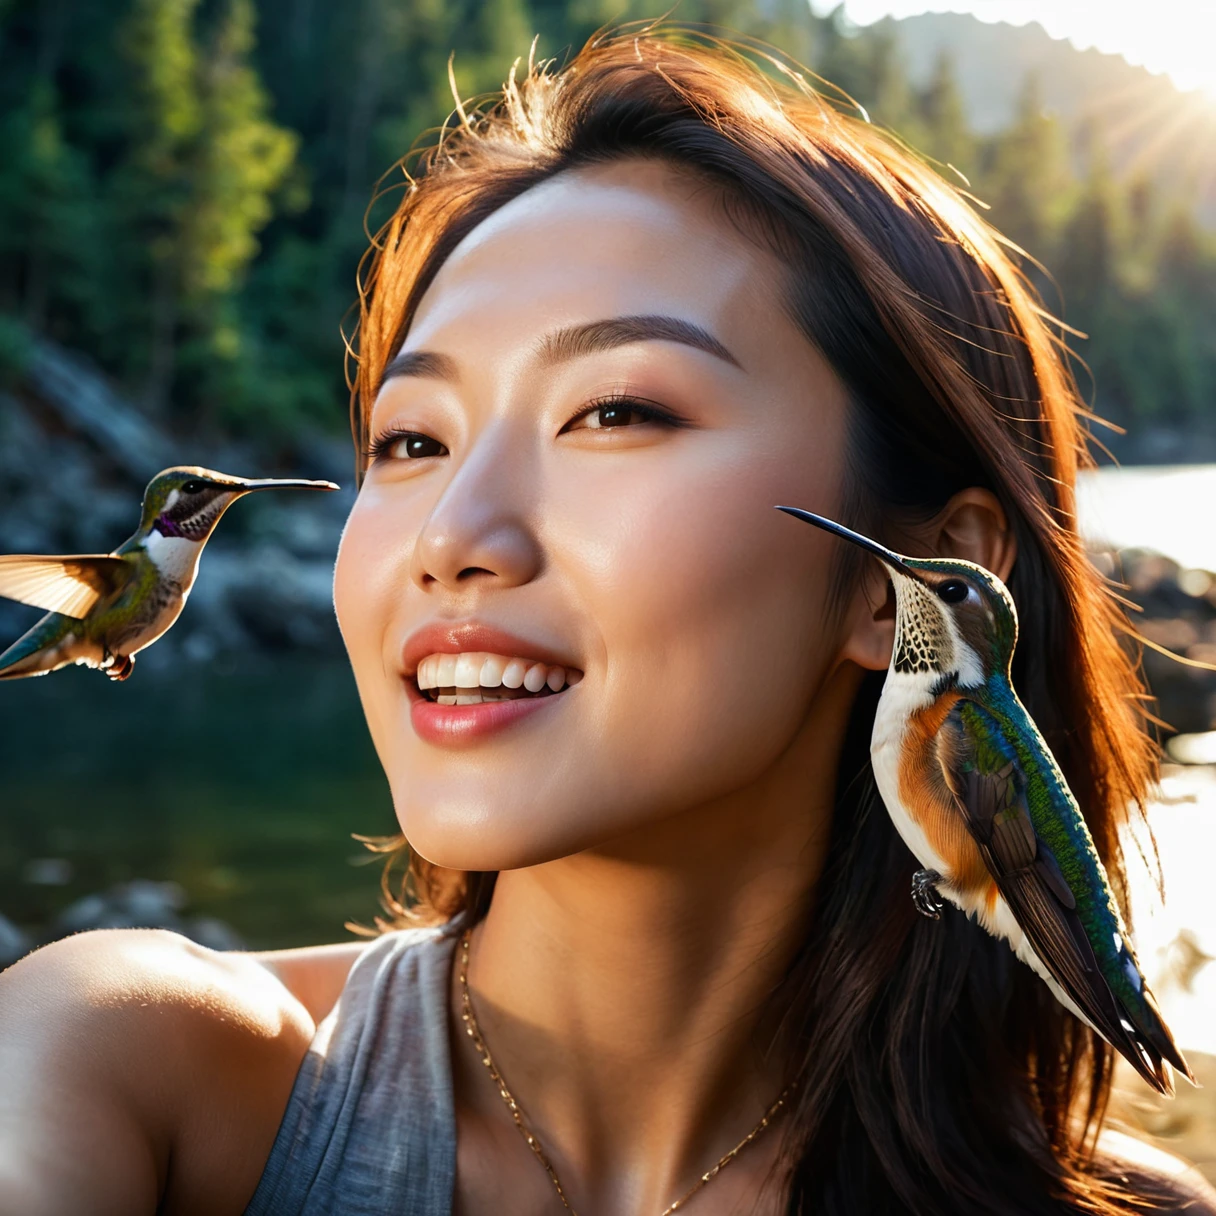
[3, 0, 1215, 451]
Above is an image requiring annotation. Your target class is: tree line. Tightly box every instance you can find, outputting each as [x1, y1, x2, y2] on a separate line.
[2, 0, 1212, 443]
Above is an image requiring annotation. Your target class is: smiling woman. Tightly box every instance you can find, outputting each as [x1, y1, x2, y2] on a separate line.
[2, 20, 1215, 1216]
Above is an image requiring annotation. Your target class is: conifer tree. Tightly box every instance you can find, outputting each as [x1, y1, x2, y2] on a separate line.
[981, 72, 1071, 266]
[181, 0, 297, 406]
[1059, 138, 1119, 321]
[917, 51, 974, 182]
[115, 0, 294, 412]
[114, 0, 203, 408]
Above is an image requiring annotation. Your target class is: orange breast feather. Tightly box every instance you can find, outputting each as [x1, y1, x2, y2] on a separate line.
[896, 693, 993, 899]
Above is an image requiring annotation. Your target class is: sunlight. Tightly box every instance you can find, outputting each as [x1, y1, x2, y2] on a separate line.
[821, 0, 1216, 101]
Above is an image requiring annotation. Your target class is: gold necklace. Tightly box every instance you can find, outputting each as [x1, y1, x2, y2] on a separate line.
[457, 928, 793, 1215]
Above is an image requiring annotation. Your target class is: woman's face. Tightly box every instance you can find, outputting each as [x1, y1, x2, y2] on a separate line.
[335, 158, 857, 871]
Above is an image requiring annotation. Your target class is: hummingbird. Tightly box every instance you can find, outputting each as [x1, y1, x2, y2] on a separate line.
[777, 505, 1193, 1096]
[0, 466, 338, 682]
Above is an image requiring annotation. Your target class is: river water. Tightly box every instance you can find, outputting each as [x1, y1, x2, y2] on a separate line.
[1077, 464, 1216, 574]
[0, 659, 397, 947]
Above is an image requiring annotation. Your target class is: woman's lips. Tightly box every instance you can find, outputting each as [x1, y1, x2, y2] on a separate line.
[401, 621, 578, 679]
[406, 667, 577, 745]
[400, 626, 583, 746]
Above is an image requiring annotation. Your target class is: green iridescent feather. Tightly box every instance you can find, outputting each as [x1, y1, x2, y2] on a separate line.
[959, 688, 1140, 1014]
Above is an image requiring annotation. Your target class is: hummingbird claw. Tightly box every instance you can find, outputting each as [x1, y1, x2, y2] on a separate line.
[912, 869, 945, 920]
[105, 655, 135, 682]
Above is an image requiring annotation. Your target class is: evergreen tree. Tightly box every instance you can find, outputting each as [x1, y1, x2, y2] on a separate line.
[0, 77, 98, 337]
[179, 0, 297, 419]
[112, 0, 295, 413]
[917, 51, 974, 182]
[1059, 141, 1119, 320]
[980, 72, 1071, 266]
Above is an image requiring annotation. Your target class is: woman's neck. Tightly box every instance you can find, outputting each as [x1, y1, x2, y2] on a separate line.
[452, 661, 863, 1213]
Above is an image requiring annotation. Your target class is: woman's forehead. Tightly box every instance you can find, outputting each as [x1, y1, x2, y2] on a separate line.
[404, 160, 785, 353]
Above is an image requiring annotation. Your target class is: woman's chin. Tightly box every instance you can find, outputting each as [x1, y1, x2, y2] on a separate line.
[399, 813, 604, 875]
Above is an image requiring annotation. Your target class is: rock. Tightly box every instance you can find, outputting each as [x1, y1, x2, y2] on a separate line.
[1112, 548, 1216, 736]
[220, 546, 341, 653]
[53, 893, 113, 934]
[22, 858, 74, 886]
[0, 914, 32, 968]
[52, 880, 188, 935]
[186, 917, 246, 952]
[0, 394, 142, 556]
[25, 333, 175, 480]
[41, 881, 244, 953]
[248, 493, 349, 559]
[120, 879, 187, 922]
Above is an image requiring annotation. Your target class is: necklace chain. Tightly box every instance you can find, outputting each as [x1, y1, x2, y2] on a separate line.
[457, 927, 793, 1216]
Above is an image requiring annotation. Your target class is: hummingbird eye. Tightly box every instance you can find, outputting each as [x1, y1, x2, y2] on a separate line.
[181, 479, 208, 494]
[937, 579, 969, 604]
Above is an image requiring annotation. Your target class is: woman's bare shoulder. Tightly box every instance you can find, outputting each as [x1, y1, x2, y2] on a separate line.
[0, 928, 317, 1216]
[1099, 1128, 1216, 1214]
[252, 937, 373, 1023]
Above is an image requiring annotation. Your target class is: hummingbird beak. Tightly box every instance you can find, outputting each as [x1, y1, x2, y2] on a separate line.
[227, 478, 340, 494]
[775, 506, 926, 583]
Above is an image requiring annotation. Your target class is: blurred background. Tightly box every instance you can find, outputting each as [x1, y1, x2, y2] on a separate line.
[1, 0, 1215, 1175]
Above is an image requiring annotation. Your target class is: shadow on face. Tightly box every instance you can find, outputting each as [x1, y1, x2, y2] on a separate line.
[334, 157, 858, 872]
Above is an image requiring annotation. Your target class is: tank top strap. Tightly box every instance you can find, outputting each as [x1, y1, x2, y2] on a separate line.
[243, 925, 459, 1216]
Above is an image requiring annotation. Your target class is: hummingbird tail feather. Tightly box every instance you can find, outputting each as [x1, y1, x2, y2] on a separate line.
[1002, 870, 1182, 1097]
[1126, 985, 1195, 1089]
[0, 643, 53, 679]
[0, 613, 78, 680]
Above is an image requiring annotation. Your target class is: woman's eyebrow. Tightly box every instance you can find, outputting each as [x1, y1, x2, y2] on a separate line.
[378, 314, 742, 393]
[534, 315, 743, 370]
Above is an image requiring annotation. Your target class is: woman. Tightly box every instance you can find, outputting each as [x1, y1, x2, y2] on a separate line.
[1, 24, 1213, 1216]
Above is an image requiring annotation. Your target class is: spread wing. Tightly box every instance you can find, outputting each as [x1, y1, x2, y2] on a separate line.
[935, 703, 1175, 1093]
[0, 554, 132, 618]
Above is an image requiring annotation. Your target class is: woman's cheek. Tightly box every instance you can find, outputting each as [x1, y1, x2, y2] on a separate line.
[334, 490, 411, 686]
[333, 496, 373, 658]
[577, 461, 830, 755]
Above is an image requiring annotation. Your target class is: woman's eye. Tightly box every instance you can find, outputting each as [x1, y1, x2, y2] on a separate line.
[583, 403, 647, 429]
[369, 430, 448, 461]
[562, 397, 682, 433]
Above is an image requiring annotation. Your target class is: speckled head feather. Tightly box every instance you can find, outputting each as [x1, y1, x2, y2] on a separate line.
[137, 466, 339, 542]
[775, 506, 1018, 687]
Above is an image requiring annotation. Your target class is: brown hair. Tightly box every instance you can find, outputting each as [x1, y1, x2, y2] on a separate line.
[350, 24, 1165, 1213]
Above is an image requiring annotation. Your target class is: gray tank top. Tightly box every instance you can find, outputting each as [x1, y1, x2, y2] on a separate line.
[242, 922, 1216, 1216]
[243, 925, 459, 1216]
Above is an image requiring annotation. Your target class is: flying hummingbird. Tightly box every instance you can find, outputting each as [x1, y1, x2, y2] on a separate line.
[0, 467, 338, 682]
[778, 505, 1193, 1096]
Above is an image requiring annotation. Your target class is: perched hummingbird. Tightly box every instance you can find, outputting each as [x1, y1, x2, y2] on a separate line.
[778, 505, 1193, 1096]
[0, 467, 338, 682]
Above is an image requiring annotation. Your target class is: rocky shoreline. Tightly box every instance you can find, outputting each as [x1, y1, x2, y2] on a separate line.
[1095, 548, 1216, 737]
[0, 879, 244, 969]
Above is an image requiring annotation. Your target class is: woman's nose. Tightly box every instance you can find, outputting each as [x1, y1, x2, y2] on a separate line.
[408, 432, 543, 593]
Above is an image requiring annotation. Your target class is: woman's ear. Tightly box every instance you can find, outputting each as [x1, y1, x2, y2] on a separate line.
[929, 488, 1016, 582]
[836, 487, 1016, 676]
[838, 556, 897, 674]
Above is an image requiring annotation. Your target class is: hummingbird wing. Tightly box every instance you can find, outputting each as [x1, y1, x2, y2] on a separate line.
[935, 703, 1184, 1095]
[0, 554, 132, 618]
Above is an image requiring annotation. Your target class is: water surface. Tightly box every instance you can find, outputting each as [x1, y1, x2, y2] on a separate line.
[0, 659, 397, 948]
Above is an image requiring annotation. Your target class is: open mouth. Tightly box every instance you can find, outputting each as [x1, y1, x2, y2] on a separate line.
[413, 651, 583, 705]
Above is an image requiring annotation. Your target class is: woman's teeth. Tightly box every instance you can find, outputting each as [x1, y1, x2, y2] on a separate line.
[414, 652, 583, 704]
